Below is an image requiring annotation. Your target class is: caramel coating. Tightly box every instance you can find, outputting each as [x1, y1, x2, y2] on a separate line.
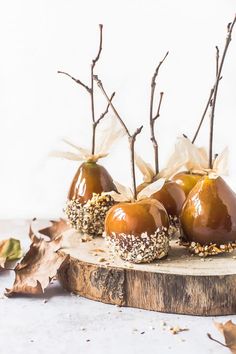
[68, 162, 116, 203]
[180, 176, 236, 245]
[151, 181, 186, 217]
[105, 199, 169, 237]
[172, 172, 203, 196]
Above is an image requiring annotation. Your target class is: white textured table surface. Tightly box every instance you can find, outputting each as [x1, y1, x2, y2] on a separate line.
[0, 220, 233, 354]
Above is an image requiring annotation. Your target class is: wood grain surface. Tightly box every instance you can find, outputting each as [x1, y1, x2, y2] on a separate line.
[58, 229, 236, 316]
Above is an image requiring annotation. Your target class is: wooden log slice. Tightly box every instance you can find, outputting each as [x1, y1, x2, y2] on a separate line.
[58, 231, 236, 316]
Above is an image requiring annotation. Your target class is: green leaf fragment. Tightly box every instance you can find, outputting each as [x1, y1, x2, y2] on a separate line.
[0, 238, 23, 261]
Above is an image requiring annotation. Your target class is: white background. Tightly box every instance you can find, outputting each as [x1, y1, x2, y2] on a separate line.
[0, 0, 235, 218]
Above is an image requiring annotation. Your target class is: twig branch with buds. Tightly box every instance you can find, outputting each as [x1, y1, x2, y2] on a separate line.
[192, 46, 221, 144]
[209, 15, 236, 168]
[58, 25, 115, 155]
[149, 52, 169, 174]
[94, 75, 143, 200]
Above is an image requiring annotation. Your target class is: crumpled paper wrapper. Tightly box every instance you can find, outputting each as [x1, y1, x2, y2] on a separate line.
[135, 136, 229, 182]
[106, 178, 166, 203]
[50, 114, 125, 163]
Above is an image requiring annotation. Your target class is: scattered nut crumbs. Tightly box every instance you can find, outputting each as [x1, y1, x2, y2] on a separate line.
[180, 239, 236, 257]
[91, 248, 105, 253]
[169, 326, 189, 335]
[104, 227, 169, 263]
[98, 257, 106, 262]
[65, 194, 115, 237]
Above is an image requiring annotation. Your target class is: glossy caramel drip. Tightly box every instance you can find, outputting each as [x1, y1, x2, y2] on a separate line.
[180, 176, 236, 245]
[68, 162, 116, 203]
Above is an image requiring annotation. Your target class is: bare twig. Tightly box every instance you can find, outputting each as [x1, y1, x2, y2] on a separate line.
[209, 15, 236, 168]
[91, 24, 103, 154]
[92, 24, 103, 69]
[192, 17, 235, 146]
[94, 75, 143, 200]
[150, 52, 169, 174]
[94, 75, 130, 136]
[153, 92, 164, 121]
[192, 46, 219, 144]
[215, 46, 220, 77]
[57, 71, 91, 93]
[95, 92, 116, 127]
[58, 25, 107, 156]
[192, 87, 215, 144]
[207, 333, 227, 348]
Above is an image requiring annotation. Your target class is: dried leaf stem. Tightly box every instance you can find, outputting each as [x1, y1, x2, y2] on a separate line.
[150, 52, 169, 174]
[207, 333, 227, 348]
[209, 15, 236, 168]
[94, 75, 143, 200]
[58, 25, 114, 155]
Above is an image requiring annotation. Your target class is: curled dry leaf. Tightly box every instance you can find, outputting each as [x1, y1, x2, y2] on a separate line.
[207, 320, 236, 353]
[5, 227, 67, 296]
[0, 238, 22, 270]
[39, 218, 70, 240]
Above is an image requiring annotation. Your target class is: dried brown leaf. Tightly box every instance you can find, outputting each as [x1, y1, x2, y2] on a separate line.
[39, 218, 70, 240]
[5, 228, 66, 296]
[208, 320, 236, 353]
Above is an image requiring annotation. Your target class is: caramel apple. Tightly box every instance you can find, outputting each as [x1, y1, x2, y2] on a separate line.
[171, 172, 203, 196]
[105, 199, 169, 263]
[180, 176, 236, 256]
[65, 161, 116, 236]
[137, 177, 185, 232]
[58, 25, 117, 236]
[95, 75, 170, 263]
[180, 15, 236, 256]
[151, 181, 185, 218]
[68, 161, 116, 203]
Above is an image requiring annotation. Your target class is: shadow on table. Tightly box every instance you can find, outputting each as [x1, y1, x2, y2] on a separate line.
[5, 281, 74, 300]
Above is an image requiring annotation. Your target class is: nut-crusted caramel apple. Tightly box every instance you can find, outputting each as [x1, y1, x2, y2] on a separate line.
[95, 73, 172, 263]
[180, 14, 236, 256]
[104, 199, 170, 263]
[65, 162, 116, 236]
[58, 25, 121, 237]
[180, 176, 236, 256]
[171, 172, 203, 196]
